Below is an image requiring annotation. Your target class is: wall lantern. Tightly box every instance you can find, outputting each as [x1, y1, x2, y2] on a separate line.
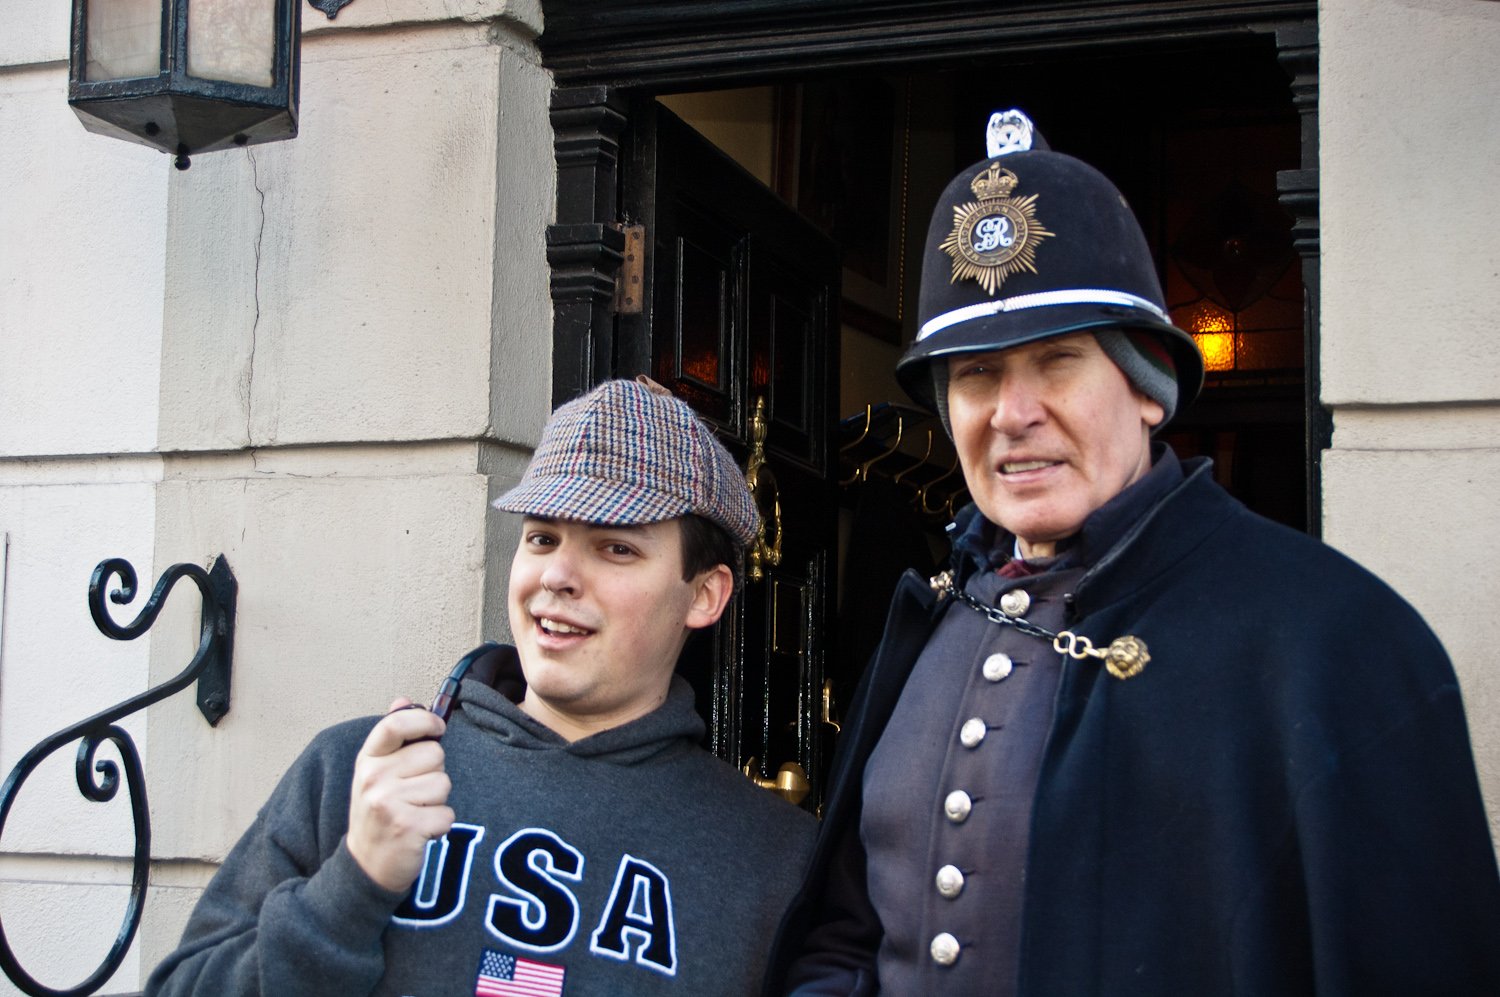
[67, 0, 302, 169]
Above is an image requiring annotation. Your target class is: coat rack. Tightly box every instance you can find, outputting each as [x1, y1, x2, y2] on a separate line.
[0, 556, 236, 997]
[838, 403, 970, 520]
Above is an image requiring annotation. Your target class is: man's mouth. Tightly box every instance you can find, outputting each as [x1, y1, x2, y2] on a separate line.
[1001, 460, 1062, 474]
[537, 617, 595, 637]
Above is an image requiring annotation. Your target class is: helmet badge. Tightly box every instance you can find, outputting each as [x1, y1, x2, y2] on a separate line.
[939, 163, 1055, 296]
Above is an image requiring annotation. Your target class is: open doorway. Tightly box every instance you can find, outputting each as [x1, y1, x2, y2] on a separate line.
[659, 40, 1302, 616]
[628, 32, 1305, 808]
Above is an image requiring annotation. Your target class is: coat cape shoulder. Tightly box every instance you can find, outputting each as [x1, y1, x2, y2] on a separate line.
[770, 462, 1500, 996]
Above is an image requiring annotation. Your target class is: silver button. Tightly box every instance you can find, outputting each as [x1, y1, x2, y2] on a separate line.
[930, 931, 961, 966]
[999, 588, 1031, 617]
[982, 653, 1013, 682]
[944, 790, 972, 823]
[935, 864, 965, 899]
[960, 718, 987, 748]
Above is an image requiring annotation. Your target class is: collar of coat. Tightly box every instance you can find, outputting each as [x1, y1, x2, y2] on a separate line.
[945, 446, 1219, 615]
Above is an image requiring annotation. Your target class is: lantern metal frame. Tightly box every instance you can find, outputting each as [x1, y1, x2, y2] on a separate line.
[68, 0, 301, 168]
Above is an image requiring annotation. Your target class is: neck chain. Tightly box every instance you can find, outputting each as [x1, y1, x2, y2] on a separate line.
[929, 570, 1151, 680]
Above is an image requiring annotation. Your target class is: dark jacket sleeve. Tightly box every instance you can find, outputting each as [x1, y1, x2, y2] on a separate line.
[782, 820, 880, 997]
[145, 720, 408, 997]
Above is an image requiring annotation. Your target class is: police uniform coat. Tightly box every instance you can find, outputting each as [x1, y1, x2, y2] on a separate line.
[769, 455, 1500, 996]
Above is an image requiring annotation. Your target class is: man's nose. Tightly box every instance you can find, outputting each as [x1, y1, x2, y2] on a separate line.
[990, 373, 1046, 438]
[539, 545, 582, 596]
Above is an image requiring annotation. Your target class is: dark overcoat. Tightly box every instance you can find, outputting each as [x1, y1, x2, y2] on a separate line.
[769, 459, 1500, 995]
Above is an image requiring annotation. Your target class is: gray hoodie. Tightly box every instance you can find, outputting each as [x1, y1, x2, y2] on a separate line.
[146, 670, 816, 997]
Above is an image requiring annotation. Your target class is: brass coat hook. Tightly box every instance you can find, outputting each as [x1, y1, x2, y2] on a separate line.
[943, 486, 971, 520]
[842, 415, 903, 485]
[838, 404, 874, 453]
[891, 429, 933, 487]
[918, 454, 961, 514]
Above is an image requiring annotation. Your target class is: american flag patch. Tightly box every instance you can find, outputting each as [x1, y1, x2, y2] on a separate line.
[474, 948, 566, 997]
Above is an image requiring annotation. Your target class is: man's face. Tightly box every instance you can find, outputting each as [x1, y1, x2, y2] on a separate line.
[946, 332, 1165, 546]
[508, 517, 729, 729]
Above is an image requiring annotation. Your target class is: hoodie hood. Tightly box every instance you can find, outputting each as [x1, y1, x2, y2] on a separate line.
[456, 654, 707, 766]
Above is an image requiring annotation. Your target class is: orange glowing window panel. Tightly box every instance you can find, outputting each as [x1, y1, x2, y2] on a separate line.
[1173, 299, 1234, 334]
[1194, 332, 1236, 372]
[1173, 299, 1237, 371]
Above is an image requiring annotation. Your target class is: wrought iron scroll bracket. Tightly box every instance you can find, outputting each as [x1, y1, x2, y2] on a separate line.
[0, 554, 236, 997]
[307, 0, 356, 20]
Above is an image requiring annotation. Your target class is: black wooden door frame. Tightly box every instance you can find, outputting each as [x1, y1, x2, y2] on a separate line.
[539, 0, 1326, 535]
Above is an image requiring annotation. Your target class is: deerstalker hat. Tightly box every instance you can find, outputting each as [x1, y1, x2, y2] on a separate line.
[896, 109, 1204, 417]
[493, 378, 758, 548]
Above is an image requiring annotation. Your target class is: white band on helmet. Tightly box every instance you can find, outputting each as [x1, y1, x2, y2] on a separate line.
[917, 288, 1171, 342]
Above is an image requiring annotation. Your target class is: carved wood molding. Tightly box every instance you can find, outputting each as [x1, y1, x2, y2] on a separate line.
[540, 0, 1318, 87]
[548, 87, 629, 406]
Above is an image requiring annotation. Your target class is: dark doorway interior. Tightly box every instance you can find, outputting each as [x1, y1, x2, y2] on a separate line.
[627, 31, 1305, 809]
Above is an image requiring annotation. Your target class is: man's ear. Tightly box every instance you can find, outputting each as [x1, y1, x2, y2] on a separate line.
[685, 564, 735, 630]
[1137, 389, 1166, 429]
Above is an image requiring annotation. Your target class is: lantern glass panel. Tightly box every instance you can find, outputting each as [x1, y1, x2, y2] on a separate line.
[187, 0, 276, 87]
[85, 0, 162, 81]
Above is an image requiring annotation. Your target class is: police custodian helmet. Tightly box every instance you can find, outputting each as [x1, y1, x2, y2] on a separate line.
[896, 110, 1204, 425]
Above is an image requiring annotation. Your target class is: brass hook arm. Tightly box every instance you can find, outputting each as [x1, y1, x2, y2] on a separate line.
[891, 429, 933, 486]
[845, 415, 903, 485]
[838, 404, 874, 453]
[918, 454, 961, 513]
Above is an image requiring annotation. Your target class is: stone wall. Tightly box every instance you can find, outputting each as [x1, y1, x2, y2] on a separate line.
[1321, 0, 1500, 841]
[0, 0, 553, 988]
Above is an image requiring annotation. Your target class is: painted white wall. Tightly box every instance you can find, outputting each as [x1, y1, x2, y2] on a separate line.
[0, 0, 551, 988]
[143, 443, 525, 861]
[1321, 0, 1500, 838]
[0, 467, 159, 996]
[0, 0, 69, 66]
[160, 24, 528, 451]
[0, 65, 167, 458]
[1321, 0, 1500, 406]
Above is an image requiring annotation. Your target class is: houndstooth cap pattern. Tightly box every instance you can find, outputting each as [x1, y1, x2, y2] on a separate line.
[492, 379, 759, 547]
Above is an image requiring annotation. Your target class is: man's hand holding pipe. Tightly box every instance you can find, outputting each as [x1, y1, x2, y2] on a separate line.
[345, 698, 455, 893]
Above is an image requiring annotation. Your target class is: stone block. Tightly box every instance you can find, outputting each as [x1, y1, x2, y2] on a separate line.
[1322, 0, 1500, 405]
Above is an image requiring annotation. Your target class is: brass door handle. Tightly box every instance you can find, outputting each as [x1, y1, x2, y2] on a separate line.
[742, 757, 810, 805]
[821, 678, 841, 733]
[744, 396, 783, 583]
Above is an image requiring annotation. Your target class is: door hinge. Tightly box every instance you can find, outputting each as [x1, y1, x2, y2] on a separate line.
[614, 225, 645, 314]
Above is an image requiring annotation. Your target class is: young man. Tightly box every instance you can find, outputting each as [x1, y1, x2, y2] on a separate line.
[769, 111, 1500, 995]
[149, 378, 816, 997]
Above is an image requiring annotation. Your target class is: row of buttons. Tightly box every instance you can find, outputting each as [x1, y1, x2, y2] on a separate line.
[929, 590, 1031, 968]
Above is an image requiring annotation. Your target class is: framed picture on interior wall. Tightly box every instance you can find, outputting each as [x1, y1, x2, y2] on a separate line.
[788, 77, 913, 344]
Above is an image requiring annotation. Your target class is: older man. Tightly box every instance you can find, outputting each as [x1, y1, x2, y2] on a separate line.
[770, 111, 1500, 996]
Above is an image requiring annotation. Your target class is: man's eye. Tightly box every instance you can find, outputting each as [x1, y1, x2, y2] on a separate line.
[526, 533, 556, 548]
[605, 543, 636, 557]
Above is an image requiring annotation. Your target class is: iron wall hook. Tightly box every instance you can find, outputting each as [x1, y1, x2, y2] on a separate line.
[0, 554, 236, 997]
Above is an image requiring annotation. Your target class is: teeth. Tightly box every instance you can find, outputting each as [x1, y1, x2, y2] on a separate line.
[1003, 460, 1056, 473]
[540, 618, 589, 635]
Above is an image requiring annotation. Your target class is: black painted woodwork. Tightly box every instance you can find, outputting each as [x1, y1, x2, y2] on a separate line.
[1274, 21, 1325, 537]
[537, 2, 1325, 793]
[623, 102, 841, 808]
[540, 0, 1316, 89]
[547, 87, 628, 406]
